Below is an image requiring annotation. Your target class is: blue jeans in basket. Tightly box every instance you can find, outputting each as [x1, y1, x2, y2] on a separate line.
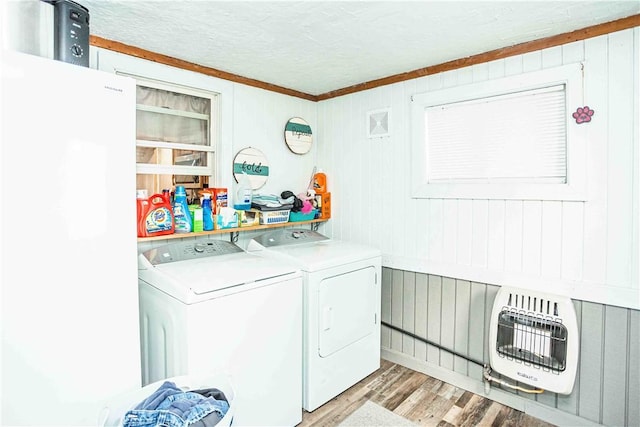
[122, 381, 229, 427]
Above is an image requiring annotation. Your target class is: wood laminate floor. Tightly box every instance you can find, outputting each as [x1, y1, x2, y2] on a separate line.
[298, 359, 556, 427]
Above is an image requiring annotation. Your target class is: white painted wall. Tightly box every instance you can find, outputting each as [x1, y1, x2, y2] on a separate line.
[232, 83, 318, 197]
[318, 28, 640, 310]
[94, 29, 639, 310]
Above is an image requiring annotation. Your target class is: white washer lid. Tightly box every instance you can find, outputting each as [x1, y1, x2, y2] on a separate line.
[259, 239, 381, 272]
[150, 252, 298, 295]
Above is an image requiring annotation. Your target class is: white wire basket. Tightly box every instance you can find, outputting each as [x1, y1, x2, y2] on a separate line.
[255, 209, 291, 225]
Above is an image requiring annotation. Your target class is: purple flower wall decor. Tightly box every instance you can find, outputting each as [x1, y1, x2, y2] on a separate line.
[573, 106, 594, 124]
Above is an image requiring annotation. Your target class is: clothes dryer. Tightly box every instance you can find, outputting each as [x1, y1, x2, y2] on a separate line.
[137, 240, 303, 426]
[247, 229, 381, 412]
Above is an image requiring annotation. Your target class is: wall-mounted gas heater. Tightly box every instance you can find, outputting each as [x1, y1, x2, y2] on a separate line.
[488, 286, 579, 395]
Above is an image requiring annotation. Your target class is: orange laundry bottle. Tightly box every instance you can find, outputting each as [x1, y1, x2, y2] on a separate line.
[313, 170, 327, 194]
[137, 190, 174, 237]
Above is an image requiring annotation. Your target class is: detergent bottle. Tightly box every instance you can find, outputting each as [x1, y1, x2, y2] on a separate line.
[137, 189, 174, 237]
[234, 171, 252, 210]
[173, 185, 192, 233]
[313, 169, 327, 194]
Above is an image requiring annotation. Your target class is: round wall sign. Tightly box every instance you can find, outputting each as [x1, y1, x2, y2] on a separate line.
[233, 147, 269, 189]
[284, 117, 313, 155]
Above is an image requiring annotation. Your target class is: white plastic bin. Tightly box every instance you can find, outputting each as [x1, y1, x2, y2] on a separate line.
[99, 374, 235, 427]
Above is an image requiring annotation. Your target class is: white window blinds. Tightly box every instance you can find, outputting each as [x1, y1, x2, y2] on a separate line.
[425, 85, 567, 184]
[410, 62, 586, 201]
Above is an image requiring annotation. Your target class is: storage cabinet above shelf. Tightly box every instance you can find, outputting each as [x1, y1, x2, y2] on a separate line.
[137, 218, 327, 242]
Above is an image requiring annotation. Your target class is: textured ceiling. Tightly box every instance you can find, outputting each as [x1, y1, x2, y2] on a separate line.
[82, 1, 640, 96]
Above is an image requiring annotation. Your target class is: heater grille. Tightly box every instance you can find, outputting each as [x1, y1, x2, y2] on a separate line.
[496, 309, 567, 372]
[488, 286, 579, 394]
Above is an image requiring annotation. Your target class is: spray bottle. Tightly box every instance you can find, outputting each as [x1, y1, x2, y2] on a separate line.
[202, 193, 214, 231]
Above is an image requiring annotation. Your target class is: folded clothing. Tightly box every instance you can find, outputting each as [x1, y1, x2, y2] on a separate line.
[123, 381, 229, 427]
[251, 193, 293, 211]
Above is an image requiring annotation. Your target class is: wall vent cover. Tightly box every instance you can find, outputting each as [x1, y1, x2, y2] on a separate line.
[367, 108, 390, 138]
[488, 286, 579, 394]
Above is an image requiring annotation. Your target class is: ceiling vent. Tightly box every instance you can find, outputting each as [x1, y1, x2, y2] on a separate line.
[367, 108, 390, 138]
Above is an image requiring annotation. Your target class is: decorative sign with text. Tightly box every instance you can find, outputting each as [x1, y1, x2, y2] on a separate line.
[284, 117, 313, 154]
[233, 147, 270, 189]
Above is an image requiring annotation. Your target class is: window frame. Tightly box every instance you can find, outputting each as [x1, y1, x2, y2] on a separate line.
[131, 76, 219, 189]
[410, 63, 587, 201]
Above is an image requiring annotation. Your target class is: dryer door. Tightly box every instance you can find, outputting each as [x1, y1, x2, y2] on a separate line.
[318, 266, 377, 357]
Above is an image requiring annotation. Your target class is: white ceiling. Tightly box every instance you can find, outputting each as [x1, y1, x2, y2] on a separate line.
[82, 1, 640, 96]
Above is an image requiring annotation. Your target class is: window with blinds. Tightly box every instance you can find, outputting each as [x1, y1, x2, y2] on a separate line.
[411, 63, 586, 201]
[426, 85, 566, 184]
[133, 78, 219, 202]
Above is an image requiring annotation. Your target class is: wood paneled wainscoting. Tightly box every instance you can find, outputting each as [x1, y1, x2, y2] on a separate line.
[380, 268, 640, 427]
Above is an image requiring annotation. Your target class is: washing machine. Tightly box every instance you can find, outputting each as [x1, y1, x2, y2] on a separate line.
[247, 229, 382, 412]
[137, 240, 303, 426]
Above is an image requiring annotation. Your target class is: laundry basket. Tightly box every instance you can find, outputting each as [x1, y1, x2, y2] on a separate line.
[98, 374, 235, 427]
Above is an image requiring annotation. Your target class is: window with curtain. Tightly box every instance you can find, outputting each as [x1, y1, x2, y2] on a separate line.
[411, 63, 586, 201]
[134, 78, 218, 202]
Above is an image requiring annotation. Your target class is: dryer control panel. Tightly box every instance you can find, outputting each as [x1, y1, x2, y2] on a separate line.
[141, 240, 243, 265]
[250, 228, 329, 248]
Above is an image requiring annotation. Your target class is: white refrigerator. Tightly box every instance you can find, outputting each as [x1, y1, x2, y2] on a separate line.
[1, 50, 141, 425]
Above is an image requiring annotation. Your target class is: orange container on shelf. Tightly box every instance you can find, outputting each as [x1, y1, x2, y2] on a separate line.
[199, 188, 228, 214]
[137, 192, 174, 237]
[212, 188, 228, 214]
[313, 171, 327, 194]
[315, 192, 331, 219]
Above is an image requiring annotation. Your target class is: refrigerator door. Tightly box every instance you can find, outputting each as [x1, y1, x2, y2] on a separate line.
[1, 50, 141, 425]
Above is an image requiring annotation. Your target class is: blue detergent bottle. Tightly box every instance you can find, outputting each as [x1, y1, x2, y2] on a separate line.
[202, 193, 214, 231]
[173, 185, 192, 233]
